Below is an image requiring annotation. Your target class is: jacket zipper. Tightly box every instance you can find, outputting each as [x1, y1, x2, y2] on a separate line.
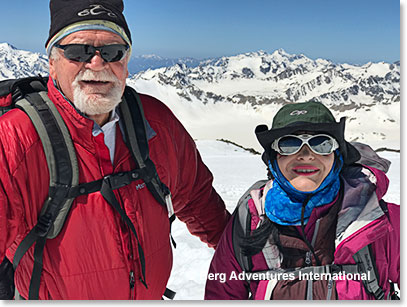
[130, 271, 135, 290]
[114, 186, 137, 299]
[115, 187, 138, 300]
[128, 227, 136, 299]
[305, 251, 312, 266]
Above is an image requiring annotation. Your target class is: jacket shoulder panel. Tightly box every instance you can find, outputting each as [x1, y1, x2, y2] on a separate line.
[0, 108, 41, 174]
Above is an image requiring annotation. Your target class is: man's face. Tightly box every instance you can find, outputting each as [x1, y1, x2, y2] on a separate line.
[49, 30, 129, 115]
[276, 144, 335, 192]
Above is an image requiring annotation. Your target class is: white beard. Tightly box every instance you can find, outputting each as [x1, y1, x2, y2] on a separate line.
[71, 70, 123, 115]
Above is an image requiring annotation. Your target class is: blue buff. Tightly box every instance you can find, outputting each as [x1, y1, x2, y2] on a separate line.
[264, 152, 343, 226]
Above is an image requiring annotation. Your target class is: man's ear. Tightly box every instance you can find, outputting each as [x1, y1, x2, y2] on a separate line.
[49, 56, 57, 80]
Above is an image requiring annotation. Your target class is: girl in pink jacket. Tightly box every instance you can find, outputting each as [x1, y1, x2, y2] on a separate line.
[205, 101, 399, 300]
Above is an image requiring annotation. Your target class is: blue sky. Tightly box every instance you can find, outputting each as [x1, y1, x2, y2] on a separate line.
[0, 0, 400, 64]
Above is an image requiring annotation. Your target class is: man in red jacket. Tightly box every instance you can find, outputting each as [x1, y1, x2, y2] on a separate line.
[0, 0, 230, 299]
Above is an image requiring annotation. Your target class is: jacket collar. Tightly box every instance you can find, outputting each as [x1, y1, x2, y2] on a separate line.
[47, 77, 96, 153]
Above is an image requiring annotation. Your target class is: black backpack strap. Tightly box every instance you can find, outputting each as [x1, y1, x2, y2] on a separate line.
[232, 180, 269, 274]
[99, 177, 148, 289]
[120, 87, 171, 205]
[13, 91, 79, 299]
[120, 87, 176, 247]
[232, 200, 253, 274]
[16, 91, 79, 237]
[0, 257, 14, 299]
[351, 200, 398, 300]
[352, 244, 385, 300]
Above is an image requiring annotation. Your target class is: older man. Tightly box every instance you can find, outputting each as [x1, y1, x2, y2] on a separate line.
[0, 0, 230, 300]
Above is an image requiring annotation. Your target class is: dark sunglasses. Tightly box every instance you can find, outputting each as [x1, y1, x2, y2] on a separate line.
[54, 44, 129, 63]
[271, 134, 339, 155]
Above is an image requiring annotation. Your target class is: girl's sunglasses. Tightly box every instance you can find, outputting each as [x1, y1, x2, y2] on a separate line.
[271, 134, 339, 155]
[54, 44, 129, 63]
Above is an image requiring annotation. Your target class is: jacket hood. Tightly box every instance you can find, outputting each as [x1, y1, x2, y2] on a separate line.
[350, 141, 391, 200]
[364, 165, 390, 201]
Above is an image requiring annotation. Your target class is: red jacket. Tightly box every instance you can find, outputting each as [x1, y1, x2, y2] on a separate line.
[0, 78, 230, 299]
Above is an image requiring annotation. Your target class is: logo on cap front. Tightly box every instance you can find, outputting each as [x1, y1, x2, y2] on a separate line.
[78, 4, 117, 18]
[290, 110, 307, 116]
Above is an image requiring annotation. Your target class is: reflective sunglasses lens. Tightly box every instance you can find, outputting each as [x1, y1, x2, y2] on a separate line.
[99, 45, 128, 62]
[278, 136, 303, 154]
[308, 135, 334, 154]
[63, 45, 95, 62]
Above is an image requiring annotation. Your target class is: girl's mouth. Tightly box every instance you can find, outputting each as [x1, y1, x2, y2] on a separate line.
[292, 166, 319, 176]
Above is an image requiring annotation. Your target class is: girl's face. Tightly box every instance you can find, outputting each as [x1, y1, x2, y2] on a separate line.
[276, 145, 335, 192]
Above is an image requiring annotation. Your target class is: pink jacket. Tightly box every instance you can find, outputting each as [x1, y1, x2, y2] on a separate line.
[205, 165, 399, 300]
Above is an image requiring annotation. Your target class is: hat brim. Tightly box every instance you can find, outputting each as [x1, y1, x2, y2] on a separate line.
[256, 117, 360, 165]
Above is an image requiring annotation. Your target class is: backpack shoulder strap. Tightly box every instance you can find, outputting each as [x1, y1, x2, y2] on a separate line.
[232, 180, 269, 273]
[119, 86, 177, 296]
[352, 244, 385, 300]
[13, 90, 79, 299]
[120, 87, 174, 221]
[16, 91, 79, 238]
[352, 200, 399, 300]
[0, 257, 14, 299]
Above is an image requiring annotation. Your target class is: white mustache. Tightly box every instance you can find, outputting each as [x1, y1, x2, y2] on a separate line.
[76, 70, 119, 83]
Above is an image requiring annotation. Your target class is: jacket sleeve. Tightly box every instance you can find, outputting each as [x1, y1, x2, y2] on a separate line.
[385, 202, 400, 286]
[371, 201, 400, 298]
[0, 110, 49, 261]
[154, 100, 231, 248]
[204, 216, 249, 299]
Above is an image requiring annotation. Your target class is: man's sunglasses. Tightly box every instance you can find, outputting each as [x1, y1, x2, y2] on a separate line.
[54, 44, 129, 63]
[271, 134, 339, 156]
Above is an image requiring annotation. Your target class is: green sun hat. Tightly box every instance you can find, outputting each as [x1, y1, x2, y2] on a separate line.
[272, 101, 336, 129]
[255, 101, 361, 165]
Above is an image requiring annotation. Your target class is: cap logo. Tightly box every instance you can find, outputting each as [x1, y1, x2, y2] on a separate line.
[290, 110, 307, 116]
[78, 4, 117, 18]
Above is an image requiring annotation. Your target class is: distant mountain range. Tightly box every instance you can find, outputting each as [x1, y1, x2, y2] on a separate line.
[0, 43, 201, 75]
[128, 54, 201, 73]
[0, 43, 400, 150]
[128, 49, 400, 149]
[130, 49, 399, 107]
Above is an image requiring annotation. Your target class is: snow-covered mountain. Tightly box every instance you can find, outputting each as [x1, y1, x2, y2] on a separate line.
[0, 44, 399, 151]
[0, 43, 199, 76]
[128, 54, 200, 73]
[0, 43, 49, 79]
[131, 48, 399, 106]
[129, 49, 400, 151]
